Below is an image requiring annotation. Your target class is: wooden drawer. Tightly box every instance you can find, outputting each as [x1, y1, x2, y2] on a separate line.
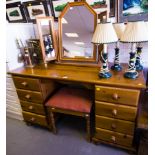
[95, 128, 133, 147]
[96, 115, 135, 135]
[21, 101, 45, 115]
[17, 89, 43, 104]
[13, 76, 41, 91]
[22, 111, 48, 127]
[95, 101, 137, 121]
[95, 85, 140, 106]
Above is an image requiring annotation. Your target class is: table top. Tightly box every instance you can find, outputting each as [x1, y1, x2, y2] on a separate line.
[8, 63, 146, 89]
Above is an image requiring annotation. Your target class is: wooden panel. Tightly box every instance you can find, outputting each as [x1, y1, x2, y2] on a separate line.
[16, 89, 43, 104]
[22, 111, 48, 127]
[95, 85, 140, 106]
[21, 101, 45, 115]
[8, 63, 146, 90]
[13, 76, 41, 91]
[95, 101, 137, 121]
[96, 115, 135, 135]
[95, 128, 133, 147]
[40, 79, 58, 100]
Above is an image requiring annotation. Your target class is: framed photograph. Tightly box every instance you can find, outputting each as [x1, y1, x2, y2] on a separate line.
[85, 0, 109, 15]
[49, 0, 75, 20]
[110, 0, 116, 17]
[6, 2, 27, 23]
[118, 0, 148, 22]
[23, 0, 49, 23]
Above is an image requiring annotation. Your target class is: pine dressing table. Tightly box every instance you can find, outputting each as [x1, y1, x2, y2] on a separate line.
[8, 1, 147, 152]
[8, 63, 146, 151]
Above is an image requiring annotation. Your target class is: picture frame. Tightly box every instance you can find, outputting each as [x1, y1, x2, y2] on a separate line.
[6, 2, 27, 23]
[49, 0, 76, 20]
[85, 0, 109, 15]
[23, 0, 49, 23]
[118, 0, 148, 22]
[110, 0, 116, 17]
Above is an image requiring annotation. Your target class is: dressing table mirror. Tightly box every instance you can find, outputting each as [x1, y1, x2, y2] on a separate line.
[36, 17, 58, 64]
[59, 2, 97, 63]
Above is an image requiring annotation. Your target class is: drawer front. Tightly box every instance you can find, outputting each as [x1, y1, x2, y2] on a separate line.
[22, 111, 48, 127]
[95, 101, 137, 121]
[21, 101, 45, 115]
[96, 115, 135, 135]
[95, 85, 140, 106]
[95, 128, 133, 147]
[13, 77, 41, 91]
[17, 89, 43, 104]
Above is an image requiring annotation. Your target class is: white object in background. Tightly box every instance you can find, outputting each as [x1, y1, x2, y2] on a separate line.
[6, 63, 23, 121]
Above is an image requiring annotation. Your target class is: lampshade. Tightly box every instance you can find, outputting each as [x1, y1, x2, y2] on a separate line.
[120, 21, 148, 43]
[113, 23, 126, 39]
[92, 22, 118, 44]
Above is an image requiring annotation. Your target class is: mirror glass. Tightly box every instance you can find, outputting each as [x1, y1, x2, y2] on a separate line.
[37, 17, 58, 63]
[59, 2, 97, 62]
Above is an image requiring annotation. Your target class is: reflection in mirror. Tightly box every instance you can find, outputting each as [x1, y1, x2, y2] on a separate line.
[59, 2, 97, 62]
[36, 17, 58, 63]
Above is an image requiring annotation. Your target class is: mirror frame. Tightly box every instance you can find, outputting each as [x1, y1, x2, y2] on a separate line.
[58, 2, 97, 63]
[36, 16, 58, 63]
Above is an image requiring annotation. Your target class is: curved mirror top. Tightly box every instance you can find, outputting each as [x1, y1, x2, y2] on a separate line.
[59, 2, 97, 62]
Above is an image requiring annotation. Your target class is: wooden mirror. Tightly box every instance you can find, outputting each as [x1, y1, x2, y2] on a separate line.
[36, 17, 58, 63]
[59, 2, 97, 63]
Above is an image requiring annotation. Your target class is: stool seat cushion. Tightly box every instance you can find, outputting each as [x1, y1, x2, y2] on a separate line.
[46, 87, 92, 113]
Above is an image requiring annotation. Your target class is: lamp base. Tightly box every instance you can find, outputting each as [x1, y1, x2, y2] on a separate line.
[136, 64, 143, 71]
[99, 72, 112, 79]
[111, 64, 122, 71]
[124, 71, 138, 79]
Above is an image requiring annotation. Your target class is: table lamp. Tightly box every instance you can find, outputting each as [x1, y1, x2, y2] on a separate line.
[120, 21, 148, 79]
[111, 23, 126, 71]
[135, 21, 148, 71]
[92, 22, 118, 78]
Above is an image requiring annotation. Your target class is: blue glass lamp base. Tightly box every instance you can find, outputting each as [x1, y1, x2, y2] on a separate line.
[136, 64, 143, 71]
[111, 64, 122, 71]
[99, 72, 112, 79]
[124, 72, 138, 79]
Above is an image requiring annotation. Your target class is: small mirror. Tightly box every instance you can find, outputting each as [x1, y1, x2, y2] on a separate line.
[59, 2, 97, 63]
[36, 17, 58, 63]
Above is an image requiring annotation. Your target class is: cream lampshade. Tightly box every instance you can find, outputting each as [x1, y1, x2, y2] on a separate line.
[121, 21, 148, 43]
[113, 23, 126, 39]
[120, 21, 148, 79]
[92, 22, 118, 78]
[92, 23, 118, 45]
[111, 23, 126, 71]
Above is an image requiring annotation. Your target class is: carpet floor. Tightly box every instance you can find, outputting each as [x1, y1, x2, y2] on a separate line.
[6, 116, 130, 155]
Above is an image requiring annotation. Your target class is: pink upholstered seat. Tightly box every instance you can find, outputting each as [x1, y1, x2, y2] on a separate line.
[45, 87, 92, 113]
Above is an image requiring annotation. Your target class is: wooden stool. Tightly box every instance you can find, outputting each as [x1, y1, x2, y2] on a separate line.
[45, 87, 93, 142]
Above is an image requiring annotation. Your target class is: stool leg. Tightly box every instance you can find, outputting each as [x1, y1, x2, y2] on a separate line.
[50, 111, 57, 134]
[85, 114, 91, 142]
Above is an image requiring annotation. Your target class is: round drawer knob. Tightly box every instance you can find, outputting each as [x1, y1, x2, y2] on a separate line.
[25, 94, 31, 99]
[30, 117, 35, 122]
[21, 81, 28, 86]
[28, 106, 33, 110]
[111, 136, 116, 142]
[111, 123, 116, 129]
[112, 93, 118, 100]
[112, 109, 117, 116]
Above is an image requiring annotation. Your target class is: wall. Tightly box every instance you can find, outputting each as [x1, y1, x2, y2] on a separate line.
[6, 22, 35, 70]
